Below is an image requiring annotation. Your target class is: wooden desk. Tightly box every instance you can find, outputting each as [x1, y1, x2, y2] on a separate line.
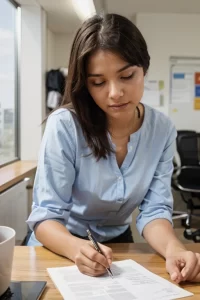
[0, 161, 37, 193]
[12, 244, 200, 299]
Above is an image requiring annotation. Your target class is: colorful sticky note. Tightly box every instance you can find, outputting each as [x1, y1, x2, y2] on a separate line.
[195, 73, 200, 85]
[194, 98, 200, 110]
[195, 85, 200, 97]
[159, 80, 164, 90]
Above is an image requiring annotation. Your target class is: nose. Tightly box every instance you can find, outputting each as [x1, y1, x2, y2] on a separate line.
[108, 82, 123, 100]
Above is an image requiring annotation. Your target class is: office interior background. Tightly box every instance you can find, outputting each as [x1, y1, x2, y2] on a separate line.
[0, 0, 200, 245]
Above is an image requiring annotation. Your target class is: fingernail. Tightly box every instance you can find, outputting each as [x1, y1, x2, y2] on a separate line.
[182, 269, 187, 277]
[180, 263, 185, 268]
[108, 259, 112, 266]
[171, 272, 177, 280]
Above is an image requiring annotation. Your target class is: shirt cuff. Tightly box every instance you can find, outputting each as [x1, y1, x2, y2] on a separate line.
[26, 206, 68, 231]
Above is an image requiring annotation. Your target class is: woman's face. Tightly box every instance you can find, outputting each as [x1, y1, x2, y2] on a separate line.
[86, 50, 145, 121]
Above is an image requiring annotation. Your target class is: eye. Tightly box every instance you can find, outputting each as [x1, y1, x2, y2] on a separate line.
[121, 73, 134, 80]
[92, 81, 105, 87]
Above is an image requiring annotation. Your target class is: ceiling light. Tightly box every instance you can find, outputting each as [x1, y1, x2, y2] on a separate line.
[72, 0, 96, 21]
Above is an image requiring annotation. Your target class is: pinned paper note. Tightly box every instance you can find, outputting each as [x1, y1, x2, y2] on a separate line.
[171, 72, 193, 103]
[142, 80, 164, 107]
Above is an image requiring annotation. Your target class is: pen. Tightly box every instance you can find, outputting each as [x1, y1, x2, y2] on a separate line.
[86, 229, 113, 278]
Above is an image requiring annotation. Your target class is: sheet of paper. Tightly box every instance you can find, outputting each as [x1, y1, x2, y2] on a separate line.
[171, 72, 193, 103]
[47, 259, 193, 300]
[141, 80, 161, 107]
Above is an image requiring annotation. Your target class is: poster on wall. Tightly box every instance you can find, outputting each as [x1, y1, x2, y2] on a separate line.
[171, 72, 193, 103]
[169, 58, 200, 131]
[170, 61, 200, 105]
[141, 80, 164, 107]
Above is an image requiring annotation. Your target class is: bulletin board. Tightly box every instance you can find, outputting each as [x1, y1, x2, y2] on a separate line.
[169, 57, 200, 131]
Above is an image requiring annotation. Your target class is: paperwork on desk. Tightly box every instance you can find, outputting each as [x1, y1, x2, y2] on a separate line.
[47, 259, 193, 300]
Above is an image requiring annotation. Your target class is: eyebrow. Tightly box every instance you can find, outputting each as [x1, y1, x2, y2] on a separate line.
[87, 63, 133, 77]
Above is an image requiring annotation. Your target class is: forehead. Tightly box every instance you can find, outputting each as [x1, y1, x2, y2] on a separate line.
[87, 50, 128, 73]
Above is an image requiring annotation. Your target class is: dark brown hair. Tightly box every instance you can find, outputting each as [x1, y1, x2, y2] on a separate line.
[62, 13, 150, 160]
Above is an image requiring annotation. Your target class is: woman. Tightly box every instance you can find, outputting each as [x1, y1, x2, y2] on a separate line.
[27, 13, 200, 282]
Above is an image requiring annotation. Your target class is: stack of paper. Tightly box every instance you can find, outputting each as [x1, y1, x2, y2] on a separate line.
[47, 259, 193, 300]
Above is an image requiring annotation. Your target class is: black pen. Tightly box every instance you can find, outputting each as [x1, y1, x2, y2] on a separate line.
[86, 229, 113, 278]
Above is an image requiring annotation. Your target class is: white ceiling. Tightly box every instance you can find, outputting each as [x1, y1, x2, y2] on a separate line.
[15, 0, 82, 33]
[98, 0, 200, 16]
[37, 0, 82, 33]
[16, 0, 200, 33]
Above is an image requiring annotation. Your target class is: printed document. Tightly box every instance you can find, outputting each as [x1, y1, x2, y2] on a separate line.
[47, 259, 193, 300]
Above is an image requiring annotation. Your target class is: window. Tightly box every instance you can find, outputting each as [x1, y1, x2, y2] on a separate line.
[0, 0, 19, 166]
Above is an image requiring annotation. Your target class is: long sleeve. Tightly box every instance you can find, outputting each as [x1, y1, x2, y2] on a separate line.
[26, 109, 76, 231]
[136, 124, 177, 236]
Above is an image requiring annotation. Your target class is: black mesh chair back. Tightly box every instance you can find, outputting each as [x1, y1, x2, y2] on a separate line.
[176, 133, 200, 189]
[173, 131, 200, 242]
[177, 130, 196, 147]
[177, 131, 199, 166]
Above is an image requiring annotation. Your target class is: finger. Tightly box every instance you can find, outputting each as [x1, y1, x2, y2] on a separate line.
[76, 250, 105, 272]
[187, 262, 200, 281]
[181, 251, 198, 281]
[98, 243, 113, 266]
[78, 264, 107, 277]
[80, 242, 110, 268]
[166, 259, 183, 283]
[191, 272, 200, 283]
[188, 253, 200, 281]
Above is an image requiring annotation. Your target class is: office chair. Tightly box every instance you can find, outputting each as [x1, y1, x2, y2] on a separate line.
[172, 131, 200, 243]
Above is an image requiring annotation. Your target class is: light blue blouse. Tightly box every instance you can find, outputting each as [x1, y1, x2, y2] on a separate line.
[27, 104, 177, 245]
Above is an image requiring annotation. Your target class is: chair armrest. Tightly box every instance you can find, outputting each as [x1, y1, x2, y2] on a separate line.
[175, 165, 200, 171]
[172, 165, 200, 193]
[173, 165, 200, 178]
[174, 181, 200, 193]
[181, 165, 200, 170]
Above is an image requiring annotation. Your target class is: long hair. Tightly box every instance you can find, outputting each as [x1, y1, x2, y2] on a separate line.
[62, 13, 150, 160]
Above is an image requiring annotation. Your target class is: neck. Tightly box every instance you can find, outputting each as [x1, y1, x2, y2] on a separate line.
[108, 107, 138, 139]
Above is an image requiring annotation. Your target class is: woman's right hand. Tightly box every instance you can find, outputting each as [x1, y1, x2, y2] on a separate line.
[74, 241, 113, 277]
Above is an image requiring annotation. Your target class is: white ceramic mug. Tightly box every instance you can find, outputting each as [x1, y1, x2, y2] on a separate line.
[0, 226, 16, 296]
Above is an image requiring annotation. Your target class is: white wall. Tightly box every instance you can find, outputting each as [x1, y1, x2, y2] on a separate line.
[46, 32, 74, 70]
[20, 5, 47, 160]
[54, 33, 74, 69]
[136, 13, 200, 130]
[47, 29, 55, 70]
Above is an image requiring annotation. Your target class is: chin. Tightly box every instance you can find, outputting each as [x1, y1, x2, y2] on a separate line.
[108, 111, 132, 120]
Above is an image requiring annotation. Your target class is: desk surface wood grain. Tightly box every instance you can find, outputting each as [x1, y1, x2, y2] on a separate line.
[0, 161, 37, 192]
[12, 244, 200, 299]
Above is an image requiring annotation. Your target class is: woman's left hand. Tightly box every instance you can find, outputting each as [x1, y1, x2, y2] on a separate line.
[166, 250, 200, 283]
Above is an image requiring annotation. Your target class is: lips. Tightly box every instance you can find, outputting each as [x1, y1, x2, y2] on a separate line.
[109, 102, 129, 108]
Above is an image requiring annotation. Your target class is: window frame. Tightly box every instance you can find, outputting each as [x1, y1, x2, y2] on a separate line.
[0, 0, 21, 168]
